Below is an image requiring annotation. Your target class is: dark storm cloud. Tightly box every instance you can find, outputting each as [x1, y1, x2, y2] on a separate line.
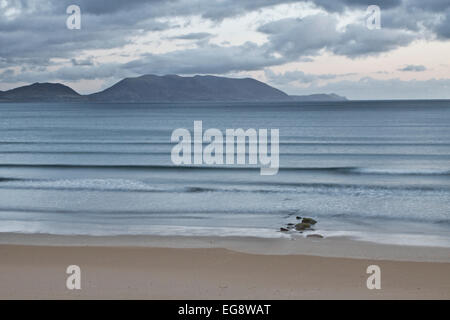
[51, 0, 161, 15]
[312, 0, 402, 12]
[408, 0, 450, 12]
[47, 0, 300, 21]
[434, 10, 450, 39]
[258, 15, 415, 58]
[0, 1, 170, 66]
[258, 16, 340, 58]
[382, 0, 450, 39]
[44, 0, 403, 19]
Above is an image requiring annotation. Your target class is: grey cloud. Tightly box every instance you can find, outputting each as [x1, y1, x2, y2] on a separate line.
[381, 1, 450, 39]
[123, 42, 286, 75]
[258, 15, 416, 59]
[50, 0, 299, 21]
[398, 65, 427, 72]
[381, 9, 434, 33]
[48, 0, 404, 19]
[435, 9, 450, 39]
[1, 1, 445, 64]
[71, 57, 94, 66]
[168, 32, 214, 40]
[0, 69, 15, 78]
[332, 24, 415, 57]
[1, 0, 449, 88]
[52, 0, 161, 15]
[408, 0, 450, 12]
[258, 16, 340, 58]
[0, 62, 130, 83]
[265, 69, 354, 85]
[0, 1, 171, 67]
[312, 0, 402, 12]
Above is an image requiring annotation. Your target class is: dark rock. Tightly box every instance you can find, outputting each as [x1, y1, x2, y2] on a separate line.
[280, 227, 289, 232]
[302, 217, 317, 225]
[295, 223, 312, 231]
[307, 234, 324, 239]
[296, 216, 302, 220]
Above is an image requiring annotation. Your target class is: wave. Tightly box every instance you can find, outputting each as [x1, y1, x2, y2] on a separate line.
[0, 206, 300, 215]
[252, 181, 450, 192]
[0, 224, 288, 239]
[0, 205, 448, 227]
[0, 178, 169, 193]
[2, 140, 450, 146]
[327, 212, 450, 225]
[344, 167, 450, 175]
[435, 219, 450, 225]
[0, 177, 448, 193]
[0, 178, 289, 193]
[1, 164, 449, 176]
[1, 151, 450, 158]
[0, 177, 23, 182]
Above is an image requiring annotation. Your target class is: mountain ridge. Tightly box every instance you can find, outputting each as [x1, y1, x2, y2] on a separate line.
[0, 83, 81, 102]
[0, 75, 347, 102]
[89, 74, 290, 102]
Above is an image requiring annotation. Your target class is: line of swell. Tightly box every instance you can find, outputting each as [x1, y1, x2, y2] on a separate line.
[1, 141, 450, 146]
[0, 206, 448, 225]
[1, 151, 450, 158]
[324, 212, 450, 225]
[0, 177, 24, 182]
[0, 207, 304, 215]
[0, 179, 448, 193]
[0, 164, 449, 175]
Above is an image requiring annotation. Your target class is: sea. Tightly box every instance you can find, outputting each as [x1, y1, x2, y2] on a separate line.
[0, 100, 449, 247]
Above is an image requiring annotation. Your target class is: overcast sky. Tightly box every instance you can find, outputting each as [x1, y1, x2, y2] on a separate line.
[1, 0, 449, 99]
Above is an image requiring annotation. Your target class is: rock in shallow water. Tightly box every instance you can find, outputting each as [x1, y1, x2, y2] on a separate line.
[295, 223, 312, 231]
[302, 217, 317, 225]
[307, 234, 324, 239]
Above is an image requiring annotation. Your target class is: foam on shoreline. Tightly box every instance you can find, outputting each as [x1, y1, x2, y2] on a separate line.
[1, 232, 449, 262]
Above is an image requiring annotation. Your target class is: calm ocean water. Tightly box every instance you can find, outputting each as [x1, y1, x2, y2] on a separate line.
[0, 101, 449, 246]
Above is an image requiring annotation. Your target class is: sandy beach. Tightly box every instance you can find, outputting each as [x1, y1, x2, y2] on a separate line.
[0, 234, 449, 299]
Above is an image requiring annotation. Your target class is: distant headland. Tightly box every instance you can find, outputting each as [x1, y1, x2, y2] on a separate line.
[0, 74, 347, 103]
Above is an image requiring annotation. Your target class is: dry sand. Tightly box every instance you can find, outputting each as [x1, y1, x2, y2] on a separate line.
[0, 234, 449, 299]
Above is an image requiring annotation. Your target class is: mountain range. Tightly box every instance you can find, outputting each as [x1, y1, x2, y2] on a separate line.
[0, 74, 347, 102]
